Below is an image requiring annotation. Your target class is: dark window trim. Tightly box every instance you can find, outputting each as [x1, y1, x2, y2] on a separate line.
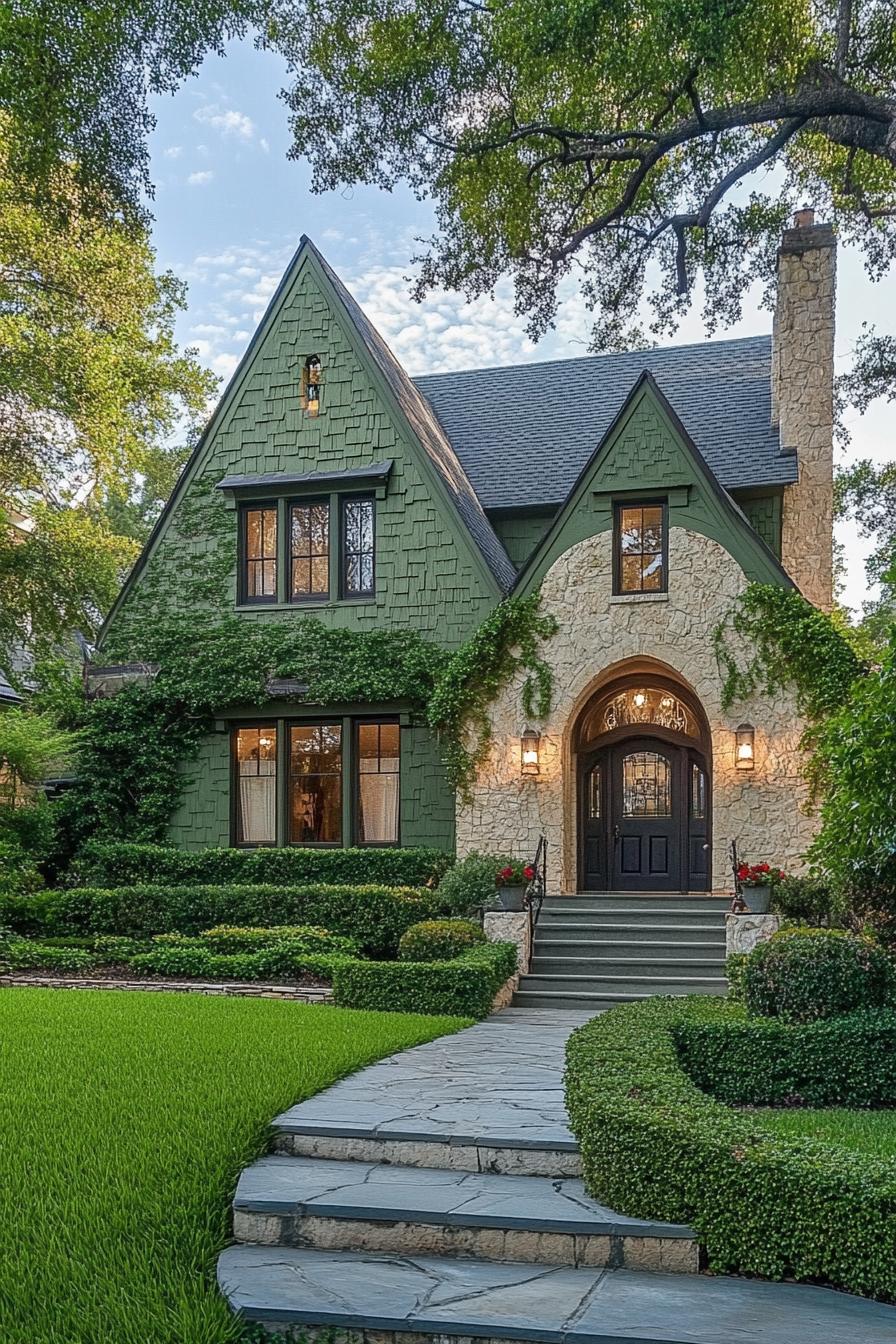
[341, 496, 376, 600]
[612, 498, 668, 596]
[353, 717, 401, 847]
[230, 722, 279, 848]
[287, 719, 345, 848]
[239, 503, 279, 606]
[288, 497, 331, 604]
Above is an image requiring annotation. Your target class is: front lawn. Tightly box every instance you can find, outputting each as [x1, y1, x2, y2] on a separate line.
[0, 988, 464, 1344]
[755, 1106, 896, 1159]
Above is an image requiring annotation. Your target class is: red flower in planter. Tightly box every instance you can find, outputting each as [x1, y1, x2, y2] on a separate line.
[499, 866, 514, 880]
[737, 864, 750, 880]
[523, 865, 536, 881]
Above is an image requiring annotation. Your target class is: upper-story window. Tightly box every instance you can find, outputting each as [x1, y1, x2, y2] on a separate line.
[290, 501, 330, 601]
[614, 502, 667, 594]
[342, 497, 375, 598]
[301, 355, 322, 417]
[241, 506, 278, 604]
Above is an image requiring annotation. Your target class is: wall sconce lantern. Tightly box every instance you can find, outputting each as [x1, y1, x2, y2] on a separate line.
[735, 723, 755, 770]
[521, 728, 541, 776]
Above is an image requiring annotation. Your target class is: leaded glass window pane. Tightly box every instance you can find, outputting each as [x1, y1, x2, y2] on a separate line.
[622, 751, 671, 817]
[691, 764, 706, 820]
[588, 765, 601, 820]
[342, 498, 375, 597]
[616, 504, 666, 594]
[244, 507, 277, 601]
[289, 723, 342, 843]
[234, 726, 277, 844]
[290, 502, 329, 600]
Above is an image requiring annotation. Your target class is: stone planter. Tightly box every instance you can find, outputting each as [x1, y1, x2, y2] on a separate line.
[495, 885, 527, 912]
[739, 882, 771, 915]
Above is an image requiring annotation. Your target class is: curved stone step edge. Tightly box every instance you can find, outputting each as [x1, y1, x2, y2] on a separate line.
[217, 1244, 896, 1344]
[272, 1130, 583, 1178]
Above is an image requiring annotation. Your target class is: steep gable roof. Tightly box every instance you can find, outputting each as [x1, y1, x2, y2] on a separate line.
[415, 335, 794, 510]
[308, 242, 515, 592]
[514, 371, 794, 596]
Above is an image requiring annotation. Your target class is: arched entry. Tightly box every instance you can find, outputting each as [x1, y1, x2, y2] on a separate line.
[576, 677, 710, 892]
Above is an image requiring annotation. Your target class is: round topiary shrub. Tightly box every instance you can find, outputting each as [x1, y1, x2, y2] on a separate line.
[743, 928, 896, 1023]
[435, 852, 519, 915]
[398, 918, 486, 963]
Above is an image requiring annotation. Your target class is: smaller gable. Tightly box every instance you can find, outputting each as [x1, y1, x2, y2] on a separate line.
[514, 372, 794, 596]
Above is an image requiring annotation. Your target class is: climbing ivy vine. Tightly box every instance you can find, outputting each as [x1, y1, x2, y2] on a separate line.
[63, 596, 557, 845]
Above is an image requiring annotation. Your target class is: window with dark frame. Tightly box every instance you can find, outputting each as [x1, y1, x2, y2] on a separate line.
[357, 721, 400, 844]
[615, 503, 667, 594]
[342, 497, 375, 598]
[242, 507, 278, 602]
[289, 723, 343, 845]
[301, 355, 322, 416]
[233, 726, 277, 845]
[290, 502, 330, 601]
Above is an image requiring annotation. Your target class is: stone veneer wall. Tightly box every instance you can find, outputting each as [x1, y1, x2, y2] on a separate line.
[457, 528, 817, 893]
[772, 219, 836, 611]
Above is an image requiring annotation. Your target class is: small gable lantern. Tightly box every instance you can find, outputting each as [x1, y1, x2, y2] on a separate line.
[521, 728, 541, 776]
[735, 723, 755, 770]
[301, 355, 322, 417]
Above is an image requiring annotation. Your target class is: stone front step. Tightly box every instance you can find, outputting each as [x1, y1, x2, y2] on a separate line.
[519, 976, 727, 999]
[537, 922, 725, 944]
[218, 1244, 896, 1344]
[233, 1154, 697, 1272]
[538, 910, 726, 928]
[512, 989, 716, 1009]
[531, 957, 726, 977]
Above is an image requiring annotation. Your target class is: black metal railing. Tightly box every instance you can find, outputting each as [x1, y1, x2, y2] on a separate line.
[525, 834, 547, 943]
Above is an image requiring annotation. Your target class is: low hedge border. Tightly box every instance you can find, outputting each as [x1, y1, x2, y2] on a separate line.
[332, 942, 518, 1019]
[565, 996, 896, 1301]
[69, 841, 453, 890]
[0, 884, 442, 958]
[673, 1008, 896, 1108]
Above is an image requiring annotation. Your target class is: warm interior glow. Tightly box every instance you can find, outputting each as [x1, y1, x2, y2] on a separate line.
[520, 729, 540, 775]
[735, 724, 755, 770]
[632, 690, 647, 708]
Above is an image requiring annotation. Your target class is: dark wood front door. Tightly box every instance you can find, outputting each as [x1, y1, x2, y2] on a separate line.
[579, 736, 710, 892]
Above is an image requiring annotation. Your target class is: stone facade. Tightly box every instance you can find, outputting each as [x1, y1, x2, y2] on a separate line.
[772, 217, 836, 611]
[726, 912, 780, 957]
[458, 527, 817, 893]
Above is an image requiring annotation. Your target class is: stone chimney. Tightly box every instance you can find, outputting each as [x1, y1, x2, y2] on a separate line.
[771, 209, 836, 610]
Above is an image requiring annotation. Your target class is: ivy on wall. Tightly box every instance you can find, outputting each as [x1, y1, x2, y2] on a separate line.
[64, 596, 556, 846]
[712, 583, 865, 725]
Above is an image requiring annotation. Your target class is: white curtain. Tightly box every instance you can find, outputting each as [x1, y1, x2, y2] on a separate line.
[239, 774, 276, 844]
[359, 773, 398, 843]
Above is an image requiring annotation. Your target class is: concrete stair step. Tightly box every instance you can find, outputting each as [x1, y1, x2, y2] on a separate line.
[543, 896, 730, 912]
[511, 988, 725, 1008]
[534, 937, 727, 955]
[539, 922, 726, 943]
[519, 974, 728, 995]
[530, 957, 727, 976]
[218, 1244, 896, 1344]
[233, 1154, 697, 1271]
[539, 909, 725, 925]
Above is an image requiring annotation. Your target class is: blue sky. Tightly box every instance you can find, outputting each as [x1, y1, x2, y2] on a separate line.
[148, 38, 894, 612]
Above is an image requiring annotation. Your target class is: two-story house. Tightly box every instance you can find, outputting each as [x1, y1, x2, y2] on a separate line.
[100, 212, 835, 895]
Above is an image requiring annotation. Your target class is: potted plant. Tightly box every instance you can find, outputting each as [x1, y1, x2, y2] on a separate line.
[496, 861, 536, 912]
[736, 861, 787, 914]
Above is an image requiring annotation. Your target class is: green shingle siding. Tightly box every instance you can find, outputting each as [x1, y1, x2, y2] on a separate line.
[489, 509, 556, 569]
[734, 491, 783, 557]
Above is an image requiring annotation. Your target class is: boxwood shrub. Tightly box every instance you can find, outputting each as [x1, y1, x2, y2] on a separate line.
[565, 996, 896, 1301]
[743, 928, 896, 1023]
[4, 884, 442, 958]
[70, 841, 452, 890]
[332, 942, 517, 1019]
[398, 918, 485, 962]
[674, 1008, 896, 1107]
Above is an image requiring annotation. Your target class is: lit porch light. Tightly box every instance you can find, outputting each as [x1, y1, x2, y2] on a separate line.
[521, 728, 541, 776]
[735, 723, 755, 770]
[632, 689, 648, 708]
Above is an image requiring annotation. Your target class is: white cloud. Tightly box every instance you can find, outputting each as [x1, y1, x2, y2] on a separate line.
[163, 145, 183, 160]
[195, 104, 256, 141]
[187, 170, 214, 186]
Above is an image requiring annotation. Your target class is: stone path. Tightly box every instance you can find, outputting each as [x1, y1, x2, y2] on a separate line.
[218, 1008, 896, 1342]
[0, 975, 332, 1001]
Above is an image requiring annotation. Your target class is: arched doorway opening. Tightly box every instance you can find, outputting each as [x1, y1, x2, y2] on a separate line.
[575, 674, 711, 892]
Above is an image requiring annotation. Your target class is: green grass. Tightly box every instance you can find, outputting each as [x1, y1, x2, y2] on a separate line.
[0, 988, 465, 1344]
[756, 1106, 896, 1158]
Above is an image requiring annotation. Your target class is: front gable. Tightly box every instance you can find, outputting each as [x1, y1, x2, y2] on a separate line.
[515, 374, 793, 597]
[101, 240, 510, 657]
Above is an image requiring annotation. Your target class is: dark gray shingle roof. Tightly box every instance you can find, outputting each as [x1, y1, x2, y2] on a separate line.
[309, 242, 517, 593]
[0, 669, 23, 704]
[414, 335, 795, 510]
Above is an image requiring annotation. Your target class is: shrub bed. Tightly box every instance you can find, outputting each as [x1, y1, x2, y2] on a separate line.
[70, 841, 452, 890]
[398, 918, 485, 962]
[1, 884, 441, 958]
[565, 996, 896, 1301]
[333, 942, 517, 1019]
[743, 928, 896, 1023]
[674, 1008, 896, 1108]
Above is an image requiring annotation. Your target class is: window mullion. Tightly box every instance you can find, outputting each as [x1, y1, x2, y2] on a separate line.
[342, 715, 354, 847]
[276, 718, 287, 847]
[330, 492, 340, 600]
[277, 499, 288, 605]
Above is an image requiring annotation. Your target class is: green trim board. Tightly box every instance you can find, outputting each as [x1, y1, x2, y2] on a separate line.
[514, 373, 795, 597]
[217, 461, 393, 504]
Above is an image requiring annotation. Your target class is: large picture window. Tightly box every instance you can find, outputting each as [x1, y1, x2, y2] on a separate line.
[357, 722, 400, 844]
[290, 502, 329, 601]
[289, 723, 343, 845]
[614, 503, 667, 594]
[234, 726, 277, 845]
[242, 507, 278, 603]
[342, 498, 375, 598]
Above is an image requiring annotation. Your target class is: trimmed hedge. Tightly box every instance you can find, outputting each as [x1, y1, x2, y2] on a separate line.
[565, 997, 896, 1301]
[674, 1008, 896, 1107]
[743, 929, 896, 1023]
[70, 841, 452, 890]
[332, 942, 517, 1019]
[0, 884, 441, 958]
[398, 918, 485, 962]
[127, 945, 354, 982]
